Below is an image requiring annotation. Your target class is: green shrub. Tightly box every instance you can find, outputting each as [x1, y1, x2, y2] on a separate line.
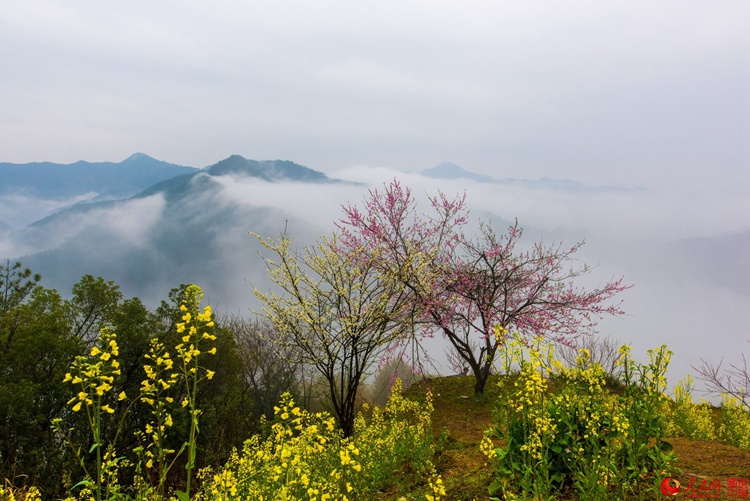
[484, 329, 677, 501]
[196, 379, 444, 500]
[667, 375, 716, 441]
[719, 394, 750, 450]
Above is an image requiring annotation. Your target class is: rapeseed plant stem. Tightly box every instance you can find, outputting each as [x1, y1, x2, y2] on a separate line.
[173, 285, 216, 500]
[57, 328, 122, 501]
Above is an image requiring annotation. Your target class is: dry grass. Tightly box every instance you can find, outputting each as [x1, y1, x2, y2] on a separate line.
[671, 438, 750, 500]
[401, 375, 750, 501]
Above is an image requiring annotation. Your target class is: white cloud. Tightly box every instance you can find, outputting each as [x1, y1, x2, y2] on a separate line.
[210, 174, 371, 234]
[329, 167, 750, 240]
[0, 194, 166, 260]
[0, 192, 98, 229]
[98, 195, 167, 247]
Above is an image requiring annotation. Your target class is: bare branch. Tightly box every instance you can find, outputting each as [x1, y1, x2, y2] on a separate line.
[693, 341, 750, 410]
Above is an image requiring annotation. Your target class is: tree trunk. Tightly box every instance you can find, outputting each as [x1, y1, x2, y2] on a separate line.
[473, 364, 491, 394]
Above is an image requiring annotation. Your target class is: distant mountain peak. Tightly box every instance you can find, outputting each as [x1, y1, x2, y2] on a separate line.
[205, 156, 334, 183]
[122, 152, 155, 163]
[421, 162, 496, 183]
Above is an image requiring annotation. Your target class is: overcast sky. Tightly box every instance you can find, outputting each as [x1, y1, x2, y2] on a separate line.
[2, 1, 748, 194]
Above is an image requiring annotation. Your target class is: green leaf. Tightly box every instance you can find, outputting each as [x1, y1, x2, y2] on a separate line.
[175, 490, 190, 501]
[657, 439, 673, 452]
[71, 479, 94, 491]
[488, 478, 505, 496]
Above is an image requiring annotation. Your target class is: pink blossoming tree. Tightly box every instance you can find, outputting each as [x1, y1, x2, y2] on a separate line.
[338, 179, 630, 394]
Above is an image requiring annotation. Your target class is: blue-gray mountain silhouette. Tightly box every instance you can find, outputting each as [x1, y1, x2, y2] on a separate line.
[422, 162, 496, 183]
[422, 161, 646, 194]
[137, 155, 343, 200]
[206, 155, 332, 182]
[0, 153, 196, 200]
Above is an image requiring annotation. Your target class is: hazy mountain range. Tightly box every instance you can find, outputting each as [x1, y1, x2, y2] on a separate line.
[0, 152, 195, 202]
[1, 153, 748, 385]
[422, 162, 648, 194]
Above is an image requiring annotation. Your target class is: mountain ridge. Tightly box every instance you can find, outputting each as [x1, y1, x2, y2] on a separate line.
[0, 153, 197, 200]
[421, 161, 647, 194]
[205, 155, 335, 183]
[134, 155, 346, 201]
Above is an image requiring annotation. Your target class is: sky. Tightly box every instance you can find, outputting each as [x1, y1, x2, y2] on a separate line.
[1, 1, 749, 195]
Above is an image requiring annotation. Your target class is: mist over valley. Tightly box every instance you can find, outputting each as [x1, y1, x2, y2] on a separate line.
[2, 154, 748, 393]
